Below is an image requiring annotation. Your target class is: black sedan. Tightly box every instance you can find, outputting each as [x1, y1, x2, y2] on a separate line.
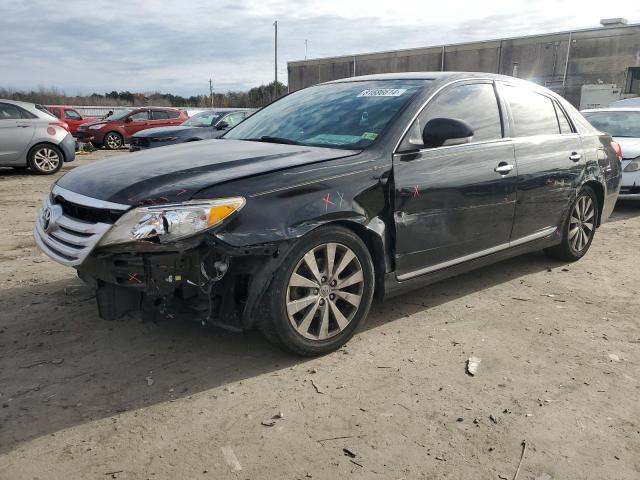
[129, 109, 253, 151]
[34, 72, 621, 356]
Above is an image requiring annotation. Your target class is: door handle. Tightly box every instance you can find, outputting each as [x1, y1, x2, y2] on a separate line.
[494, 163, 515, 175]
[16, 123, 30, 128]
[569, 152, 581, 162]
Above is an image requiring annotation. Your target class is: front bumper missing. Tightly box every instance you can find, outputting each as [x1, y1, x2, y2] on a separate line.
[78, 239, 288, 331]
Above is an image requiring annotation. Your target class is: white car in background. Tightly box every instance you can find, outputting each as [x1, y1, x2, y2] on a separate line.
[582, 108, 640, 200]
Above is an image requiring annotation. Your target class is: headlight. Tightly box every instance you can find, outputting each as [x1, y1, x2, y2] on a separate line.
[88, 123, 106, 130]
[98, 197, 245, 246]
[623, 159, 640, 172]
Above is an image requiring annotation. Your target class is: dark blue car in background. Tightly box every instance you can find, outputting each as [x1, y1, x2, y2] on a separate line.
[129, 109, 254, 151]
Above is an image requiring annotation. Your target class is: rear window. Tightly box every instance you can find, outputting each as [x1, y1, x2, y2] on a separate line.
[152, 111, 169, 120]
[503, 85, 560, 136]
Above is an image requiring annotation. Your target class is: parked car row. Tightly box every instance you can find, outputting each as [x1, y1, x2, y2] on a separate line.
[32, 72, 623, 355]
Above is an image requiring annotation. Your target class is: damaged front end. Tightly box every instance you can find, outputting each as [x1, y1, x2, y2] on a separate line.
[35, 185, 287, 331]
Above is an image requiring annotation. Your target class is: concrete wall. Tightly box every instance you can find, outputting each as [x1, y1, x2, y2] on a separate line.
[287, 24, 640, 107]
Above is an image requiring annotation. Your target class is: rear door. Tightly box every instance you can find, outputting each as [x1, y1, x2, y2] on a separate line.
[499, 83, 584, 240]
[165, 110, 183, 126]
[0, 103, 36, 164]
[149, 109, 170, 128]
[393, 81, 517, 279]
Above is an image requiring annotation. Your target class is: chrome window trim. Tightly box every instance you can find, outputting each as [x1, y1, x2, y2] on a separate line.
[51, 185, 130, 211]
[396, 227, 557, 281]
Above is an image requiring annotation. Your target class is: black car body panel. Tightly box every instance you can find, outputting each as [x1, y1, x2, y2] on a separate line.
[56, 139, 359, 206]
[36, 72, 621, 334]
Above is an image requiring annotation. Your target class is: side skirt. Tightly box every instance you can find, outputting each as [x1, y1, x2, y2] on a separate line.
[382, 230, 561, 299]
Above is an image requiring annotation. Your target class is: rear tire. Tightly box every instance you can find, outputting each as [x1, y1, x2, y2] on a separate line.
[544, 186, 598, 261]
[27, 144, 63, 175]
[103, 132, 124, 150]
[260, 226, 375, 356]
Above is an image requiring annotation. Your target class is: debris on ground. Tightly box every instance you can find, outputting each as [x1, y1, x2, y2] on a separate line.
[310, 379, 324, 394]
[513, 440, 528, 480]
[220, 446, 242, 472]
[466, 356, 481, 376]
[489, 414, 498, 424]
[145, 376, 154, 386]
[607, 353, 620, 362]
[342, 447, 356, 458]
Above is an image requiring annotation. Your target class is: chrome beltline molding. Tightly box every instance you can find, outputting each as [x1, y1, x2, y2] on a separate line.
[396, 226, 557, 281]
[51, 184, 130, 211]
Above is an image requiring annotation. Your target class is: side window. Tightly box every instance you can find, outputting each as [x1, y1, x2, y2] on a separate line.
[503, 85, 560, 136]
[553, 102, 573, 134]
[222, 112, 245, 128]
[129, 111, 149, 121]
[152, 110, 169, 120]
[403, 83, 502, 149]
[0, 103, 22, 119]
[64, 109, 82, 120]
[166, 110, 181, 119]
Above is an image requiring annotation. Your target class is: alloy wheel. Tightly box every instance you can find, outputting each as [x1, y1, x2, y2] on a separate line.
[286, 242, 365, 340]
[106, 134, 122, 149]
[33, 148, 60, 172]
[569, 195, 595, 252]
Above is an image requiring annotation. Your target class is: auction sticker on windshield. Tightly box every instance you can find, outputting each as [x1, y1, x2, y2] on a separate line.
[357, 88, 407, 97]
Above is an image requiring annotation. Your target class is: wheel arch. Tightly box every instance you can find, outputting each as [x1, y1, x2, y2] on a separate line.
[28, 141, 67, 162]
[582, 180, 605, 227]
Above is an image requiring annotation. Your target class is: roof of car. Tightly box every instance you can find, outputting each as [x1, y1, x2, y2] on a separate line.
[0, 99, 37, 108]
[581, 107, 640, 113]
[325, 71, 524, 84]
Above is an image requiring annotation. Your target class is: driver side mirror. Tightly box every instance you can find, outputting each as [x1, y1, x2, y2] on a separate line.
[422, 118, 474, 148]
[216, 121, 229, 130]
[124, 117, 132, 123]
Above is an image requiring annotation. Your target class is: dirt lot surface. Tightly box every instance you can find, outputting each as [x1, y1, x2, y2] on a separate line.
[0, 150, 639, 480]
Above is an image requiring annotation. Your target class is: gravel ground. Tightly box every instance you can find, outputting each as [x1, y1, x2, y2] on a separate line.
[0, 149, 639, 479]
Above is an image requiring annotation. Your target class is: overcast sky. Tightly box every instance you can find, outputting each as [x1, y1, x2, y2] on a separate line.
[1, 0, 639, 96]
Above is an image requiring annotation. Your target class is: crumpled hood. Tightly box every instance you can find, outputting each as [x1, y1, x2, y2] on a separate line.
[133, 126, 202, 138]
[56, 139, 357, 205]
[614, 137, 640, 160]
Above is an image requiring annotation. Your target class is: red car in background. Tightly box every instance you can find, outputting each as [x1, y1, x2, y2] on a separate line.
[76, 107, 188, 149]
[46, 106, 98, 136]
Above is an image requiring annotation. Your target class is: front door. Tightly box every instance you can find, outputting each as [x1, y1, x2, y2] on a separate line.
[499, 83, 584, 240]
[123, 110, 150, 138]
[393, 81, 517, 279]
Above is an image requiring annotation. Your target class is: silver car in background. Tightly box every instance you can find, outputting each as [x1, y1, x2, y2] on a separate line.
[0, 99, 76, 174]
[582, 108, 640, 200]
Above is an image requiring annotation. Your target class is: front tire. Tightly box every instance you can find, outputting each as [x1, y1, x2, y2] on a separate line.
[103, 132, 124, 150]
[260, 226, 375, 356]
[544, 186, 598, 261]
[27, 144, 63, 175]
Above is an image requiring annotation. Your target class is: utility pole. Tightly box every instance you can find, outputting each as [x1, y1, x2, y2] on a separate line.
[273, 20, 278, 101]
[209, 78, 213, 107]
[305, 39, 308, 60]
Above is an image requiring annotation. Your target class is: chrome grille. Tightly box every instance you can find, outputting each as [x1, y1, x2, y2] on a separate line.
[34, 186, 130, 267]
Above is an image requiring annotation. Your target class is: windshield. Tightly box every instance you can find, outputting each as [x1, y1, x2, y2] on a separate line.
[224, 80, 429, 149]
[181, 111, 226, 127]
[583, 111, 640, 138]
[105, 110, 132, 121]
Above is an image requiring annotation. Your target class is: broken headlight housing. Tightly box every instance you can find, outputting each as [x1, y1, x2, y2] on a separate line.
[98, 197, 245, 246]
